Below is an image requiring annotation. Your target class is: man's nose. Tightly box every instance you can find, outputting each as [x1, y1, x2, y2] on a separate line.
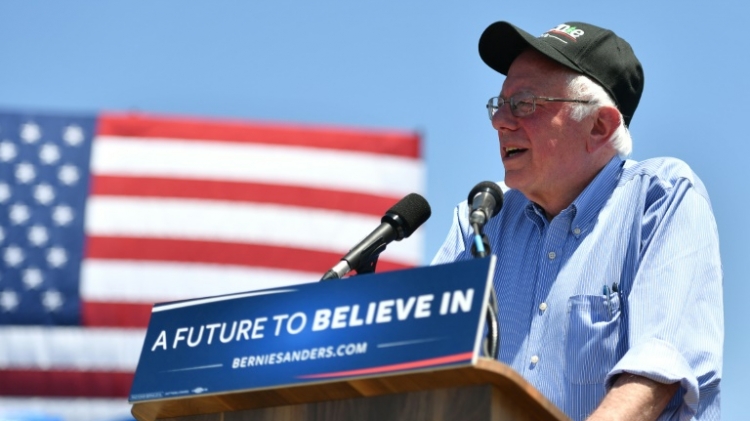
[491, 101, 517, 131]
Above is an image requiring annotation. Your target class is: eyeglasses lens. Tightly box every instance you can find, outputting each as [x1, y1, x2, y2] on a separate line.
[487, 94, 537, 120]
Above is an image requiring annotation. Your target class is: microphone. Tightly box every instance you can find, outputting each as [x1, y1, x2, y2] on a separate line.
[320, 193, 431, 281]
[467, 181, 504, 229]
[467, 181, 504, 258]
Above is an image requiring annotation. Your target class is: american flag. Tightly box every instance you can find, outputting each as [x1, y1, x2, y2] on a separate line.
[0, 110, 424, 421]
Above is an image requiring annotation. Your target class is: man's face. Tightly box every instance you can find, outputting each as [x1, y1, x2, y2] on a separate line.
[492, 49, 593, 209]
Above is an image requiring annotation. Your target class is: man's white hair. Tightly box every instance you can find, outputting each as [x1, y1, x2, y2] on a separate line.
[566, 74, 632, 157]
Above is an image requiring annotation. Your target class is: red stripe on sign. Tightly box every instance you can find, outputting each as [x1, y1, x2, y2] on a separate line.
[90, 175, 399, 217]
[97, 112, 421, 158]
[81, 301, 153, 328]
[0, 369, 133, 398]
[298, 352, 474, 379]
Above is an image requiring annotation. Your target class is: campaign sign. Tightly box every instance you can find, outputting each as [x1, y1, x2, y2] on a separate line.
[129, 257, 496, 403]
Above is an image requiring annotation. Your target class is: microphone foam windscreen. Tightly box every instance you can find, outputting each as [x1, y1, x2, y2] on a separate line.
[385, 193, 432, 237]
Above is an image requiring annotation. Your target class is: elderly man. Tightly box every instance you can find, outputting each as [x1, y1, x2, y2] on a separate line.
[432, 21, 722, 420]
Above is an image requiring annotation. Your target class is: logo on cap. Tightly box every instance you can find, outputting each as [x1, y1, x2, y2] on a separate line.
[542, 24, 585, 43]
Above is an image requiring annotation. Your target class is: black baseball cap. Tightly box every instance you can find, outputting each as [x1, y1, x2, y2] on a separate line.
[479, 21, 644, 126]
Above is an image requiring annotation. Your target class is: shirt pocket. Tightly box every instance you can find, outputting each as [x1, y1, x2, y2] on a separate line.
[565, 292, 624, 385]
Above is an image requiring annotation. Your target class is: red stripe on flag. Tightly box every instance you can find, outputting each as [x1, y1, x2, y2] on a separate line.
[0, 369, 133, 398]
[90, 175, 399, 217]
[85, 236, 412, 273]
[81, 301, 153, 328]
[96, 112, 420, 158]
[85, 236, 406, 273]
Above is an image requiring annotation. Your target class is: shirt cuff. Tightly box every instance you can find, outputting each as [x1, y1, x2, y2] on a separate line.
[605, 338, 698, 418]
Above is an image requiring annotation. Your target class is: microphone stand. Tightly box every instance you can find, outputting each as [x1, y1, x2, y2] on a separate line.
[355, 254, 379, 276]
[320, 243, 382, 281]
[470, 223, 500, 360]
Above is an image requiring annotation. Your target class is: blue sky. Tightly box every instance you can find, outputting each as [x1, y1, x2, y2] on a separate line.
[1, 1, 747, 419]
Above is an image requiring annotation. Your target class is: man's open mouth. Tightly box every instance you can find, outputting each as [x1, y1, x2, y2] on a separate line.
[504, 147, 528, 158]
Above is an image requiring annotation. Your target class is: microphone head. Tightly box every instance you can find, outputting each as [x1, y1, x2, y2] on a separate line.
[382, 193, 432, 240]
[468, 181, 504, 215]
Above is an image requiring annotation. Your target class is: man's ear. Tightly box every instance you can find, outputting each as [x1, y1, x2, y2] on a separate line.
[587, 105, 621, 153]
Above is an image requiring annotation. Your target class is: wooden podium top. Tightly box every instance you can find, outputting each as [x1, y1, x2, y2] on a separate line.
[131, 357, 570, 421]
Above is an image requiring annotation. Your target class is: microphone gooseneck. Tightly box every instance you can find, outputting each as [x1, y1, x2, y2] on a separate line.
[466, 181, 504, 360]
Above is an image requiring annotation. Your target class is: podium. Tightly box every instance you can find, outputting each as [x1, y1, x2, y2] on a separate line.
[131, 358, 569, 420]
[129, 258, 571, 421]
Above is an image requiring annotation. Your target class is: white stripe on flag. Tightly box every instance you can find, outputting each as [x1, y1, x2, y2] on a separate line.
[0, 326, 143, 370]
[84, 197, 423, 264]
[81, 260, 318, 303]
[0, 397, 133, 421]
[91, 136, 424, 196]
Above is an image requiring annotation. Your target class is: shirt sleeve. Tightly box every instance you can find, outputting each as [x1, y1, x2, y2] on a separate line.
[605, 178, 723, 421]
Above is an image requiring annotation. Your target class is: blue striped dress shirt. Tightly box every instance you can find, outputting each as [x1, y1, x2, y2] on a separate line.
[432, 156, 723, 420]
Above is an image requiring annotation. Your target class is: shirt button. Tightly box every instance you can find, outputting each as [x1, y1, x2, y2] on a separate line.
[530, 355, 539, 364]
[573, 227, 581, 235]
[547, 251, 556, 260]
[539, 302, 547, 312]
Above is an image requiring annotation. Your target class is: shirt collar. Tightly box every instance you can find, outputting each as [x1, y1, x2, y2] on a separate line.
[523, 155, 624, 234]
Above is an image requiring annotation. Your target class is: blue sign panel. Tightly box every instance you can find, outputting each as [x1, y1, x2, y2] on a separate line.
[129, 257, 496, 402]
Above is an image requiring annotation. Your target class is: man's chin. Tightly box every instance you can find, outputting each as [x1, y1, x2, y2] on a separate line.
[502, 173, 522, 191]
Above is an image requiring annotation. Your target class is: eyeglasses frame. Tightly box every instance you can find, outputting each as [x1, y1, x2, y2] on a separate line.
[486, 94, 594, 120]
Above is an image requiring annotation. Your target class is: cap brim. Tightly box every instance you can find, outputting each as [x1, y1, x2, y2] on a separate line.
[479, 21, 583, 76]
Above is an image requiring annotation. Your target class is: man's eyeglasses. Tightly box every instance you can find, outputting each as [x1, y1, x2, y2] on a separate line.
[486, 92, 594, 119]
